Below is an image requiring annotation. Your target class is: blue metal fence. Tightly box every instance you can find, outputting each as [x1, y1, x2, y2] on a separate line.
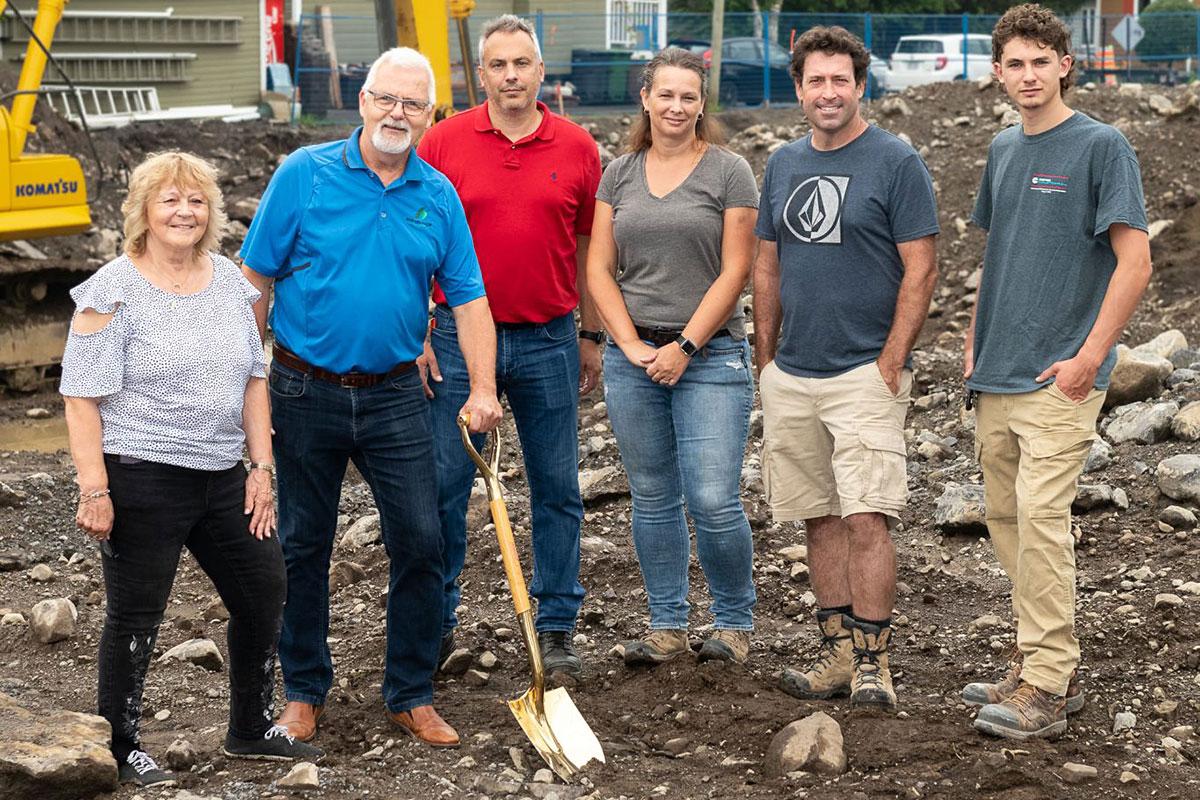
[291, 11, 1200, 119]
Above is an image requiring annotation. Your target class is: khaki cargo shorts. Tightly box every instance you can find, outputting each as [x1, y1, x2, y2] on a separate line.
[759, 360, 911, 525]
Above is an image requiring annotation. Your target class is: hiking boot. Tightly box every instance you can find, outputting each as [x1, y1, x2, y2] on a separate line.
[623, 629, 689, 666]
[538, 630, 582, 678]
[973, 681, 1068, 740]
[119, 750, 175, 787]
[962, 650, 1084, 714]
[849, 621, 896, 709]
[223, 724, 326, 761]
[697, 629, 750, 664]
[780, 611, 853, 700]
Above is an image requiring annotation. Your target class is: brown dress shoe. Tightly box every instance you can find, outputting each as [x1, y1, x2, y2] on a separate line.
[387, 705, 460, 748]
[276, 701, 324, 743]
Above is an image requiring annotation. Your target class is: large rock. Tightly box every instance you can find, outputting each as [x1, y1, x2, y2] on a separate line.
[764, 711, 847, 777]
[29, 598, 77, 644]
[328, 561, 366, 592]
[1102, 401, 1179, 445]
[159, 638, 224, 671]
[0, 692, 117, 800]
[933, 483, 987, 535]
[1157, 455, 1200, 504]
[1172, 401, 1200, 441]
[339, 513, 381, 548]
[1073, 484, 1129, 512]
[1106, 345, 1173, 406]
[578, 466, 630, 504]
[1132, 330, 1188, 360]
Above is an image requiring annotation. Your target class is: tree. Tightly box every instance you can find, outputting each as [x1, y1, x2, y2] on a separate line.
[1137, 0, 1199, 71]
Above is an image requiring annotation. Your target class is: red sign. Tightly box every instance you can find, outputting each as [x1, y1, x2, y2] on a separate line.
[264, 0, 284, 63]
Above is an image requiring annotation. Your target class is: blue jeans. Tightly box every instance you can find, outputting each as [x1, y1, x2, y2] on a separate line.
[430, 305, 585, 634]
[603, 335, 756, 630]
[270, 362, 442, 714]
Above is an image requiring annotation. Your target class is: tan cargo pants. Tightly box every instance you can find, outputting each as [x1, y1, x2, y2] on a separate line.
[973, 383, 1104, 696]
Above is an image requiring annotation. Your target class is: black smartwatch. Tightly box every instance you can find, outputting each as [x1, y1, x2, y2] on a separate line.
[675, 334, 698, 357]
[578, 329, 603, 343]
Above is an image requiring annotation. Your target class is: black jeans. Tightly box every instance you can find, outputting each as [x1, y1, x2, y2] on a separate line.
[98, 456, 286, 761]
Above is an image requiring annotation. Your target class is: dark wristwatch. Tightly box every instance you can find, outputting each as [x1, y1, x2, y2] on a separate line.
[578, 329, 604, 343]
[675, 334, 698, 357]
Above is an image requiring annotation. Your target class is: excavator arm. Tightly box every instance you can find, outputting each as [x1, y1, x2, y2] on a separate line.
[0, 0, 91, 241]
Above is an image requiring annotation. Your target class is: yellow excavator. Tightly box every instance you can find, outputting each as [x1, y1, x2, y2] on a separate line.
[382, 0, 477, 116]
[0, 0, 92, 390]
[0, 0, 90, 240]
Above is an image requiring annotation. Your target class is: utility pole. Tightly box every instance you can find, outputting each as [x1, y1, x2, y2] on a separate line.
[709, 0, 725, 107]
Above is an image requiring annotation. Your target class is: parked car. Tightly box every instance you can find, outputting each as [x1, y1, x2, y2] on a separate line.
[883, 34, 992, 92]
[667, 37, 794, 106]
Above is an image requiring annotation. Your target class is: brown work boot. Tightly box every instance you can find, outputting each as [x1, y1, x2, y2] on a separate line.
[623, 629, 689, 666]
[387, 705, 460, 748]
[779, 611, 854, 700]
[276, 701, 324, 743]
[698, 629, 750, 664]
[962, 649, 1084, 714]
[973, 681, 1067, 740]
[849, 621, 896, 709]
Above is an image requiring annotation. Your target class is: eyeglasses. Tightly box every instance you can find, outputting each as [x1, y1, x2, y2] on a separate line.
[366, 90, 431, 116]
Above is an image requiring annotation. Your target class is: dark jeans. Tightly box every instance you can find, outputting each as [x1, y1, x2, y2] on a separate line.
[430, 306, 585, 634]
[270, 362, 443, 713]
[98, 457, 285, 762]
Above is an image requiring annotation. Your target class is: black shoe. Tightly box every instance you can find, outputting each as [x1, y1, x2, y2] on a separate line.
[222, 724, 326, 762]
[119, 750, 176, 787]
[538, 630, 582, 678]
[439, 629, 456, 665]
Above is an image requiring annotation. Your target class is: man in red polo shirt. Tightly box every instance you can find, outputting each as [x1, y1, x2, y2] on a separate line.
[418, 13, 602, 679]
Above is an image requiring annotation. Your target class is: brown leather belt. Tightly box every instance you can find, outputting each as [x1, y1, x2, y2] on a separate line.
[634, 324, 731, 348]
[271, 344, 415, 388]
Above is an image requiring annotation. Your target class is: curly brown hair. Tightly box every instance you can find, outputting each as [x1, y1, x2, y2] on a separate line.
[991, 3, 1076, 93]
[789, 26, 870, 87]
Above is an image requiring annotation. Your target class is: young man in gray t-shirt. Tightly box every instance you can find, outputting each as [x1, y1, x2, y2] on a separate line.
[963, 4, 1150, 742]
[754, 26, 938, 711]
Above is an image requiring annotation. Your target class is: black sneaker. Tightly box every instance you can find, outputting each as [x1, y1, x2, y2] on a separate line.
[222, 724, 326, 762]
[538, 630, 582, 678]
[119, 750, 175, 787]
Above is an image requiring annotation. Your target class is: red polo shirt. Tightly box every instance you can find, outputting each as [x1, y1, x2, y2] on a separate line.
[418, 101, 601, 323]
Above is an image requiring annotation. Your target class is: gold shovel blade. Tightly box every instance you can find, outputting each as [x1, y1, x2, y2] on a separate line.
[508, 686, 605, 782]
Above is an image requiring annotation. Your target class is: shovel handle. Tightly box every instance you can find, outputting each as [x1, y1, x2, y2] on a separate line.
[457, 415, 532, 616]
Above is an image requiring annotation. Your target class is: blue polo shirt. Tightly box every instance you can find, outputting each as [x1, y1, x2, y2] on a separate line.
[239, 127, 484, 373]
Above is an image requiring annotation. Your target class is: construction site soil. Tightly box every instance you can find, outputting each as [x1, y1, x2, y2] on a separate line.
[2, 80, 1199, 800]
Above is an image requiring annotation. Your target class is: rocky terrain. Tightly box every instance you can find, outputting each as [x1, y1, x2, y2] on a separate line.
[2, 79, 1200, 800]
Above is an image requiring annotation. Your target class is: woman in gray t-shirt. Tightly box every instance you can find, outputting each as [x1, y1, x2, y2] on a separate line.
[587, 47, 759, 667]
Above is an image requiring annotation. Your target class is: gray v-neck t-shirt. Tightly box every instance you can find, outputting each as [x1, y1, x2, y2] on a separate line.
[596, 145, 759, 338]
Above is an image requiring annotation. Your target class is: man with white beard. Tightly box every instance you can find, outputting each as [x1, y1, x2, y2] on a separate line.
[240, 47, 502, 748]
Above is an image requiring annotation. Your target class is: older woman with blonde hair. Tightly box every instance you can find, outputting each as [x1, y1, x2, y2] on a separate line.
[60, 152, 321, 787]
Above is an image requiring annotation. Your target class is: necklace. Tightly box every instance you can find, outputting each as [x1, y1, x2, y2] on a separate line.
[142, 256, 201, 310]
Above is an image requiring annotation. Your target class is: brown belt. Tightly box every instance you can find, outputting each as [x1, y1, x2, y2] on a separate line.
[634, 324, 731, 348]
[271, 344, 415, 388]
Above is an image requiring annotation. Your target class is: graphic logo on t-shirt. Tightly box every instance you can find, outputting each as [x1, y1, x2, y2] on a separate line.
[783, 175, 850, 244]
[1029, 173, 1069, 194]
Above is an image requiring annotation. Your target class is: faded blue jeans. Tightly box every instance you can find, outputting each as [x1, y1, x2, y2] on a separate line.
[271, 362, 442, 714]
[603, 335, 756, 630]
[430, 305, 585, 634]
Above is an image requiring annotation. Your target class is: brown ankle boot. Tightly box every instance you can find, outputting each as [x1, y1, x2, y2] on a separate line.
[849, 621, 896, 709]
[962, 648, 1084, 714]
[780, 611, 854, 700]
[973, 681, 1067, 740]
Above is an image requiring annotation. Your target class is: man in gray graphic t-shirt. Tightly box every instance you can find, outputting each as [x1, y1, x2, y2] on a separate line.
[962, 3, 1150, 743]
[753, 26, 938, 712]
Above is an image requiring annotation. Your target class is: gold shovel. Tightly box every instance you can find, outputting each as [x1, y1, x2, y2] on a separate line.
[457, 415, 605, 782]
